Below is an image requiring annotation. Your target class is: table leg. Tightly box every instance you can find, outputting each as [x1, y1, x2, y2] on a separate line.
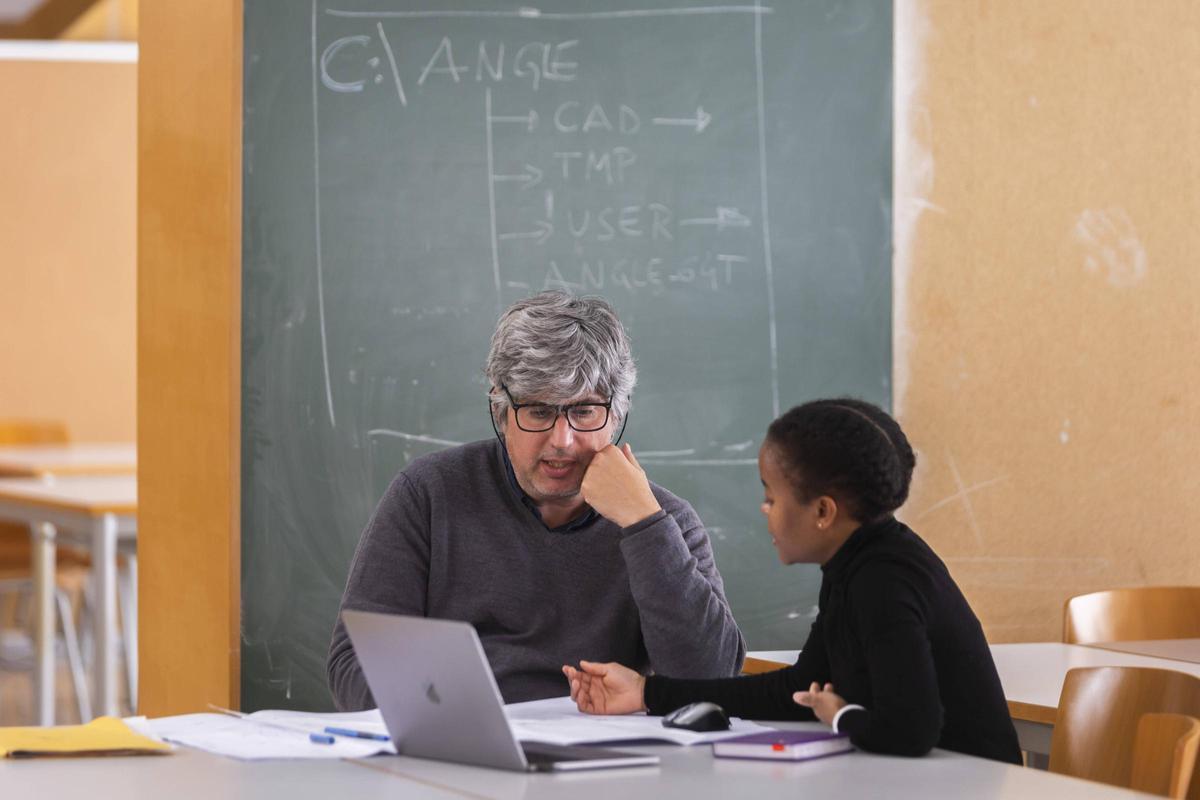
[1012, 718, 1053, 770]
[92, 513, 119, 718]
[1026, 751, 1050, 770]
[118, 552, 138, 712]
[32, 521, 57, 726]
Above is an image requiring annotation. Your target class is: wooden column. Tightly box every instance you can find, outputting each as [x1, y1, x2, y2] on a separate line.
[138, 0, 242, 714]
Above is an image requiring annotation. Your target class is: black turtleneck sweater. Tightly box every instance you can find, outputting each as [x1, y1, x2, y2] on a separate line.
[644, 516, 1021, 764]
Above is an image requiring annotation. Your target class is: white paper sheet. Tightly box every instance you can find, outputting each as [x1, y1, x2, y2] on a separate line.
[250, 708, 389, 738]
[503, 696, 775, 745]
[121, 715, 174, 748]
[142, 698, 777, 760]
[142, 710, 395, 760]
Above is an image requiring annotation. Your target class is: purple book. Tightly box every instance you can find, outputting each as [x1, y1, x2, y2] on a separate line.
[712, 730, 853, 761]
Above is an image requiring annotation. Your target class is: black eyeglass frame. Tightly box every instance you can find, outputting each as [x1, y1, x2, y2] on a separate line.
[487, 386, 629, 446]
[499, 384, 615, 433]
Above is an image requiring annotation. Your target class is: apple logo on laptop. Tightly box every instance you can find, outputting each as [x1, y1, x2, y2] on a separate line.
[424, 681, 442, 705]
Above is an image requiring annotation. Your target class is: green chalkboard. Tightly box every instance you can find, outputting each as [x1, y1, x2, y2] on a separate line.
[242, 0, 892, 711]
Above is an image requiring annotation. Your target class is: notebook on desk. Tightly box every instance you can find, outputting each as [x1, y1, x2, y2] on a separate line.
[341, 610, 660, 772]
[712, 729, 852, 761]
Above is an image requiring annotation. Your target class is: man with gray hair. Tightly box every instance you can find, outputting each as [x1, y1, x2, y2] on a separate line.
[328, 290, 745, 709]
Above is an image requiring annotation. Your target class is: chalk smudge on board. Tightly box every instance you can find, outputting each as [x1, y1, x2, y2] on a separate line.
[1073, 207, 1148, 288]
[892, 0, 934, 419]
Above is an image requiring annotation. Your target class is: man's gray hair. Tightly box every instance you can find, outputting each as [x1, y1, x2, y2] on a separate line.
[486, 290, 636, 427]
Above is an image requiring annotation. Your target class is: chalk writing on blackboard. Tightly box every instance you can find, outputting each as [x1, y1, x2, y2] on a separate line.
[312, 3, 781, 436]
[240, 0, 892, 712]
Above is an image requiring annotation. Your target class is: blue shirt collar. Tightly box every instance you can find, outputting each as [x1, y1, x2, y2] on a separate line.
[497, 439, 598, 533]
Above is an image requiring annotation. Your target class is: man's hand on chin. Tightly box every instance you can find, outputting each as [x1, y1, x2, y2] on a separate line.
[580, 444, 662, 528]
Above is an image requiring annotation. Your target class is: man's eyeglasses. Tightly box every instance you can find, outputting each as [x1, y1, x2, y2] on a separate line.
[501, 384, 612, 433]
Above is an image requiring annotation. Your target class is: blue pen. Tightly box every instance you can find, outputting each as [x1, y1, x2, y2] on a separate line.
[324, 726, 390, 742]
[309, 732, 336, 745]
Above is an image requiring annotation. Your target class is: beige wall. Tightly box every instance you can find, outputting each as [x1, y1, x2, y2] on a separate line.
[0, 52, 136, 442]
[896, 1, 1200, 642]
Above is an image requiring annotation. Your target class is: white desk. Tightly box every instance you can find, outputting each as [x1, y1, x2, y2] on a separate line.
[1086, 638, 1200, 665]
[0, 475, 137, 725]
[0, 443, 137, 478]
[0, 727, 1152, 798]
[747, 650, 798, 664]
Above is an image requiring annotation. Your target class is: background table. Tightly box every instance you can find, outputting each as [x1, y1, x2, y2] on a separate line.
[990, 641, 1200, 760]
[750, 644, 1200, 766]
[0, 475, 137, 724]
[0, 443, 137, 478]
[1085, 639, 1200, 665]
[0, 724, 1153, 798]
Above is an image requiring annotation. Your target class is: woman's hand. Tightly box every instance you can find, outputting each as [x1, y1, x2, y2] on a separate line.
[792, 681, 847, 725]
[562, 661, 647, 715]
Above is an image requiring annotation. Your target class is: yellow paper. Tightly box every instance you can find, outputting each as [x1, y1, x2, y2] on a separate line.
[0, 716, 172, 758]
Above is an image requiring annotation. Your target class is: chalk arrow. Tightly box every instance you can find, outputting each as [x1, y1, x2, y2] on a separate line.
[679, 206, 752, 231]
[652, 106, 711, 133]
[488, 108, 539, 132]
[498, 219, 553, 246]
[492, 163, 543, 190]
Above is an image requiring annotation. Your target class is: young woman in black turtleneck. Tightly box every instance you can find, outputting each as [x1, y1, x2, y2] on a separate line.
[563, 399, 1021, 764]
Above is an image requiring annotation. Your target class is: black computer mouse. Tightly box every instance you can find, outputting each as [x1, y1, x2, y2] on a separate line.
[661, 701, 731, 732]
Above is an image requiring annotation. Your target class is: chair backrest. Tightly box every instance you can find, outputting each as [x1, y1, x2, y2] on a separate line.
[1063, 587, 1200, 644]
[0, 419, 68, 446]
[1132, 713, 1200, 799]
[0, 420, 69, 575]
[741, 656, 788, 675]
[1049, 667, 1200, 798]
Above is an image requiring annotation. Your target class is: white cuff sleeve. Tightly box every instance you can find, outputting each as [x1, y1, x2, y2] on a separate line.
[832, 704, 866, 733]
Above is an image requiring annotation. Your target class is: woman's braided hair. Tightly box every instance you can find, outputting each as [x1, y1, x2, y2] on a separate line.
[765, 398, 916, 523]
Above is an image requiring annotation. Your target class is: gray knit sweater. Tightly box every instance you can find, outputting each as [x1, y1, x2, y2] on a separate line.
[327, 438, 746, 709]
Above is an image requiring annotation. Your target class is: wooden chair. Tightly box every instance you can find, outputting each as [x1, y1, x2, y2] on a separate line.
[1049, 666, 1200, 798]
[0, 419, 68, 446]
[0, 419, 69, 579]
[741, 656, 789, 675]
[1063, 587, 1200, 644]
[1132, 713, 1200, 799]
[0, 419, 91, 721]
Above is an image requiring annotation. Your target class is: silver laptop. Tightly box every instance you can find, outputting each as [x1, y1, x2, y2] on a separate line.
[342, 610, 660, 772]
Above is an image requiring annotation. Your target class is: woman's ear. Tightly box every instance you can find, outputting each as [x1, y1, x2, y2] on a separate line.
[814, 495, 838, 530]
